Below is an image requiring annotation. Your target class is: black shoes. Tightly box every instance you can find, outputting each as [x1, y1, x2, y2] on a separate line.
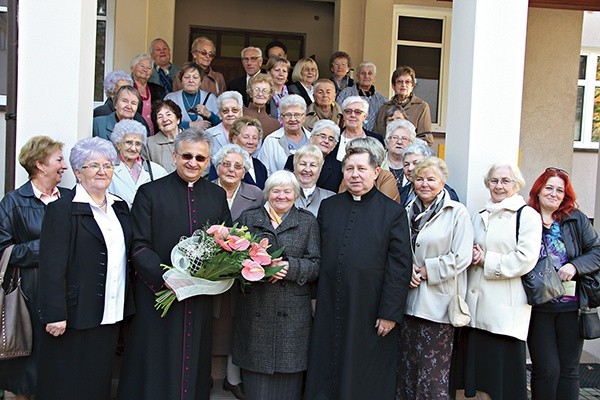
[223, 378, 246, 400]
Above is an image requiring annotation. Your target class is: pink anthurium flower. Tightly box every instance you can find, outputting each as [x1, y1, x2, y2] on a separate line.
[249, 243, 272, 265]
[228, 236, 250, 251]
[215, 237, 232, 252]
[241, 259, 265, 281]
[259, 238, 269, 249]
[207, 224, 229, 239]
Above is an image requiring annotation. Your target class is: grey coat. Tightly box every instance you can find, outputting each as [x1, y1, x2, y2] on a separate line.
[232, 205, 320, 374]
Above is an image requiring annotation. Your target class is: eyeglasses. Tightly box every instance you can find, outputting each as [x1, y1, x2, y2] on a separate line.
[395, 79, 413, 86]
[221, 108, 241, 114]
[545, 167, 569, 176]
[220, 161, 245, 171]
[194, 49, 215, 59]
[137, 64, 152, 71]
[177, 153, 208, 162]
[242, 56, 261, 63]
[252, 87, 271, 95]
[332, 62, 348, 68]
[81, 163, 114, 173]
[387, 135, 411, 143]
[313, 132, 337, 143]
[343, 108, 365, 116]
[123, 140, 143, 148]
[488, 178, 514, 187]
[281, 113, 304, 120]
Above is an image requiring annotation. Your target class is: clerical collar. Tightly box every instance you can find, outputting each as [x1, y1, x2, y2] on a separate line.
[352, 194, 362, 201]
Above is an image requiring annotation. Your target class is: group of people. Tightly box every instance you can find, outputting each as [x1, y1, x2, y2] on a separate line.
[0, 36, 599, 400]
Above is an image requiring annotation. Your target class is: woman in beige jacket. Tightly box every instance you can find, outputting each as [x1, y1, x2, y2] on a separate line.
[461, 163, 541, 400]
[397, 157, 473, 400]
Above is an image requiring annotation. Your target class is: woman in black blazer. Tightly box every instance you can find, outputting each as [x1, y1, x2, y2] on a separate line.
[37, 137, 134, 400]
[287, 58, 319, 107]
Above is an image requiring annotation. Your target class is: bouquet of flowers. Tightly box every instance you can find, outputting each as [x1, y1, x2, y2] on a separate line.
[155, 224, 284, 317]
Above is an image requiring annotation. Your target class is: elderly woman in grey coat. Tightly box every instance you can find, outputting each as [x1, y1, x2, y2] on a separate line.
[233, 170, 320, 400]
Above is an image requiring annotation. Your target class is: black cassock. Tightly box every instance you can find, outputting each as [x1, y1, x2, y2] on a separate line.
[305, 188, 412, 400]
[117, 173, 231, 400]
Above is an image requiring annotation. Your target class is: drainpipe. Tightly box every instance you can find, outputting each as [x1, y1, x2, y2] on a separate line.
[4, 0, 17, 193]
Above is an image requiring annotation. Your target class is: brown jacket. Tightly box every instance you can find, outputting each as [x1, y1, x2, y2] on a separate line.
[374, 94, 432, 135]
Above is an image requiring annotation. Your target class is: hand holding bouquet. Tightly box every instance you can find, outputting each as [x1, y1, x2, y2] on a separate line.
[155, 224, 284, 317]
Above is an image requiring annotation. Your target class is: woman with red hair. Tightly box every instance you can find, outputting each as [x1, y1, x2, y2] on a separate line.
[527, 167, 600, 400]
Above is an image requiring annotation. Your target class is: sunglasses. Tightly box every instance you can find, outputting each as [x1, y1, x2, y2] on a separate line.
[177, 153, 208, 162]
[545, 167, 569, 176]
[194, 49, 215, 59]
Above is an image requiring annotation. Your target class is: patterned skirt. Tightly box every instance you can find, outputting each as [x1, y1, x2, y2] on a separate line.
[396, 315, 455, 400]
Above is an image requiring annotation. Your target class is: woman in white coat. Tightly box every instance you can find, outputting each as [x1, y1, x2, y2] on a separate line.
[461, 163, 541, 400]
[396, 157, 473, 400]
[109, 120, 167, 208]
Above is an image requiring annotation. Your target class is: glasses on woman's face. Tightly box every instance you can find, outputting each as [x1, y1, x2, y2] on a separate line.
[252, 87, 271, 95]
[313, 132, 337, 143]
[488, 178, 514, 187]
[124, 140, 143, 148]
[281, 113, 303, 120]
[81, 163, 114, 173]
[220, 161, 245, 171]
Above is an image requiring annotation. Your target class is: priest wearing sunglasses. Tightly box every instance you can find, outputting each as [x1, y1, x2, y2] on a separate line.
[118, 127, 232, 400]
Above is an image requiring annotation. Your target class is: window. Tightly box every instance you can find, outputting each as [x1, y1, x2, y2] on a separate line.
[94, 0, 115, 104]
[393, 6, 452, 131]
[575, 50, 600, 149]
[0, 1, 7, 107]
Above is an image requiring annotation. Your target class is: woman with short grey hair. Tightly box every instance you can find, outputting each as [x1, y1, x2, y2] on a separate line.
[233, 169, 320, 400]
[259, 94, 311, 175]
[384, 119, 417, 190]
[292, 145, 334, 217]
[37, 136, 134, 400]
[334, 95, 385, 162]
[94, 70, 134, 117]
[461, 162, 542, 400]
[130, 53, 166, 135]
[339, 137, 400, 202]
[206, 91, 244, 156]
[109, 120, 167, 208]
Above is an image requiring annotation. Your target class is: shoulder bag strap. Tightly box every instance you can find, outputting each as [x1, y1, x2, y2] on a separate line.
[515, 205, 527, 242]
[145, 159, 154, 181]
[0, 245, 15, 283]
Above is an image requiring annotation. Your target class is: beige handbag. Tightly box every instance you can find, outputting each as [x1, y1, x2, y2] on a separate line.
[448, 268, 471, 327]
[0, 245, 33, 359]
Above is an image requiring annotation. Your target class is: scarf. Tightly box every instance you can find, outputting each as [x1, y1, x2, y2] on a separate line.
[408, 190, 446, 249]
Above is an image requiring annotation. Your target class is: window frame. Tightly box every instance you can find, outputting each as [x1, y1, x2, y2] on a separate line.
[94, 0, 115, 107]
[392, 5, 452, 133]
[0, 5, 7, 107]
[575, 48, 600, 150]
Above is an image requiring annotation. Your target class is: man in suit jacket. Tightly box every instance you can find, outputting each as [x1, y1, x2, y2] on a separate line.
[148, 38, 180, 93]
[228, 46, 263, 106]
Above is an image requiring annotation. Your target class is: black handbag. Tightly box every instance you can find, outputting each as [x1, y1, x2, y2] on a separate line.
[579, 281, 600, 339]
[579, 271, 600, 309]
[0, 245, 33, 359]
[521, 241, 565, 306]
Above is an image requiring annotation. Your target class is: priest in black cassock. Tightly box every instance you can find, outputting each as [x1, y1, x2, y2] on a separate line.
[117, 127, 232, 400]
[305, 145, 412, 400]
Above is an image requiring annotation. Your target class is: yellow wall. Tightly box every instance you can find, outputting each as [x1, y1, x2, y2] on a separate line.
[172, 0, 335, 78]
[519, 8, 583, 203]
[114, 0, 176, 71]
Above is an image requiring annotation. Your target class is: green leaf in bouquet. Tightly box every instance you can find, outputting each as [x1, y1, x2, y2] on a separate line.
[269, 246, 285, 259]
[263, 264, 284, 278]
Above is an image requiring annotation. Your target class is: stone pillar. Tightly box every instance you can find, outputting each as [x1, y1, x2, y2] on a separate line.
[444, 0, 529, 213]
[16, 0, 97, 188]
